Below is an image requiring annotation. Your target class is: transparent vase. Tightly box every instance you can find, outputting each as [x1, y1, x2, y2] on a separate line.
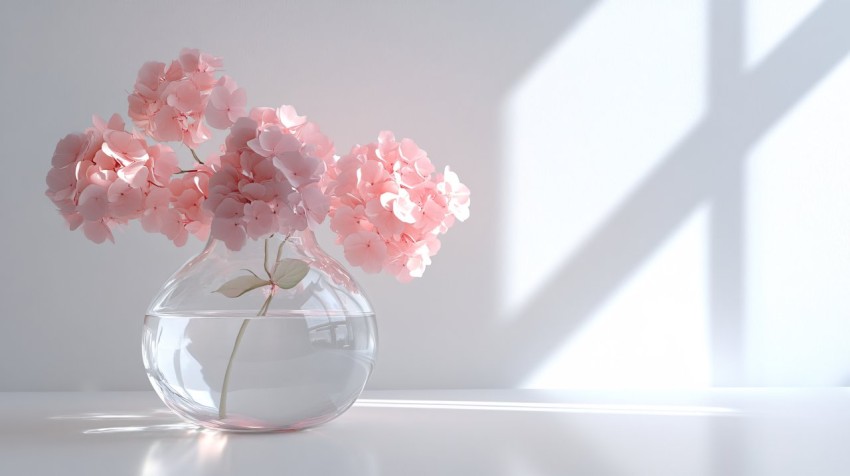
[142, 230, 377, 432]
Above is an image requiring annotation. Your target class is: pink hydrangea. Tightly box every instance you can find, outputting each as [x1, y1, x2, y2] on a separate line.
[143, 159, 217, 246]
[45, 114, 213, 246]
[204, 105, 334, 250]
[128, 48, 245, 148]
[47, 48, 472, 285]
[327, 131, 470, 281]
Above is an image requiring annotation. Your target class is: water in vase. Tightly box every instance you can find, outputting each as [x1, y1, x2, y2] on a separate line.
[142, 312, 377, 431]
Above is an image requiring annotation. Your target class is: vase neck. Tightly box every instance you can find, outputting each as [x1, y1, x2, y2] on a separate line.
[203, 229, 319, 259]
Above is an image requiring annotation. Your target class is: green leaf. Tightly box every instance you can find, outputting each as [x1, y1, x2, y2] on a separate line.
[214, 274, 270, 298]
[241, 269, 264, 280]
[272, 259, 310, 289]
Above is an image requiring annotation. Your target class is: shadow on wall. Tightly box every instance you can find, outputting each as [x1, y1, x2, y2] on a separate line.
[481, 0, 850, 387]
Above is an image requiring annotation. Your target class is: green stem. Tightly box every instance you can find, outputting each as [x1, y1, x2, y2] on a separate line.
[218, 292, 274, 419]
[218, 237, 274, 420]
[218, 319, 248, 420]
[273, 232, 292, 273]
[263, 239, 272, 279]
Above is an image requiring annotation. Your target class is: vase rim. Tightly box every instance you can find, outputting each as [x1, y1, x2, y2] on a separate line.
[202, 228, 318, 250]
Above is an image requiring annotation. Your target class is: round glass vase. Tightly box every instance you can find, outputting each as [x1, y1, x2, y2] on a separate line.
[142, 230, 377, 432]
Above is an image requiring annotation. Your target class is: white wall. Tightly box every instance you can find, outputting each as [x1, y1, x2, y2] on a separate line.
[1, 0, 849, 391]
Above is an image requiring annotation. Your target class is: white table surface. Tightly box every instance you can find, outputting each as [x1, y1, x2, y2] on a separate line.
[2, 389, 849, 475]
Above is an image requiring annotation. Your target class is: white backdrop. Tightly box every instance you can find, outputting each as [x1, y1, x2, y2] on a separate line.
[2, 0, 850, 391]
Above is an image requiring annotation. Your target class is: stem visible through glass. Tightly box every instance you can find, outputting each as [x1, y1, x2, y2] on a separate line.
[218, 234, 290, 420]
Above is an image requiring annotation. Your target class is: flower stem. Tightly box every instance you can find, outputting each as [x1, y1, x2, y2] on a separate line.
[190, 148, 204, 164]
[218, 237, 275, 420]
[218, 291, 274, 420]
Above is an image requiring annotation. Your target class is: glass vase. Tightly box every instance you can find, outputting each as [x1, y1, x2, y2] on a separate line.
[142, 230, 377, 432]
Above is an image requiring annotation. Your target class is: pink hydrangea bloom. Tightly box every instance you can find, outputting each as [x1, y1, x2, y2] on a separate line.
[327, 132, 470, 281]
[206, 76, 247, 130]
[46, 114, 213, 246]
[343, 231, 387, 273]
[128, 49, 244, 148]
[204, 105, 334, 250]
[169, 162, 216, 240]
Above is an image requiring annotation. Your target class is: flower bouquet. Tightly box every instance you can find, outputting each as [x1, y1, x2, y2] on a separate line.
[45, 48, 470, 431]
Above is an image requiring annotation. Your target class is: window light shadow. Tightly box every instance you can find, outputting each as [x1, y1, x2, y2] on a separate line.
[493, 0, 850, 389]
